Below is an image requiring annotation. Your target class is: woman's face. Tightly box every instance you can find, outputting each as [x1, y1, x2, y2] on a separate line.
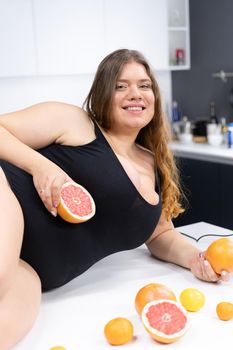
[110, 61, 155, 132]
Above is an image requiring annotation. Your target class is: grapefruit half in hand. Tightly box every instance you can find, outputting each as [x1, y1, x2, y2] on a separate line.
[57, 182, 96, 223]
[205, 237, 233, 274]
[141, 299, 188, 344]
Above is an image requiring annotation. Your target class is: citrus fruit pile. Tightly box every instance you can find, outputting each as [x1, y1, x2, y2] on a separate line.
[57, 181, 96, 223]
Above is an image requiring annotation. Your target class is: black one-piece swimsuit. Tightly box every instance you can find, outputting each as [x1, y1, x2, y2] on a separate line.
[0, 120, 162, 291]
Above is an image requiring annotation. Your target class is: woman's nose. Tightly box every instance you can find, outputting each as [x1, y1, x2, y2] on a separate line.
[128, 86, 142, 100]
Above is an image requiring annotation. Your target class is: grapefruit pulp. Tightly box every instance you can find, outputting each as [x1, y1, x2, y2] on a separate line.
[135, 283, 177, 315]
[141, 299, 188, 344]
[57, 182, 96, 223]
[205, 237, 233, 274]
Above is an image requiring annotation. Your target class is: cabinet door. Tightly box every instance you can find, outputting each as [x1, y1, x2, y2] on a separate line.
[0, 0, 36, 77]
[33, 0, 105, 75]
[173, 157, 221, 227]
[104, 0, 169, 70]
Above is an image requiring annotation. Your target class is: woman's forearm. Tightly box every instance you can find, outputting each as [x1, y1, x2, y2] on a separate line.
[146, 228, 200, 269]
[0, 125, 50, 174]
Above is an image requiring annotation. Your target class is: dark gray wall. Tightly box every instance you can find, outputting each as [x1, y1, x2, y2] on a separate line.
[172, 0, 233, 122]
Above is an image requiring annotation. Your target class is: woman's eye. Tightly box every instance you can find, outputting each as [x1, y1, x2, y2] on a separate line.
[116, 84, 127, 90]
[139, 84, 152, 90]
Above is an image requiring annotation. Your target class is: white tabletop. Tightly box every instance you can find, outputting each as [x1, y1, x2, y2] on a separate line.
[14, 222, 233, 350]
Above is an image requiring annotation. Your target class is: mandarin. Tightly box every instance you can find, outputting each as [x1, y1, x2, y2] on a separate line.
[104, 317, 134, 345]
[216, 302, 233, 321]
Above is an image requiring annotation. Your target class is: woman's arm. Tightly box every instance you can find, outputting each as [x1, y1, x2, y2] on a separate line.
[146, 214, 229, 282]
[0, 101, 93, 215]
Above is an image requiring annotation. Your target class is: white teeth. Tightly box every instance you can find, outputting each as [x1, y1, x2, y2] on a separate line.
[125, 106, 143, 111]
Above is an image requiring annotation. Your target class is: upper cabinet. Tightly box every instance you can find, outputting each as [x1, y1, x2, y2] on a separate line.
[104, 0, 169, 71]
[0, 0, 190, 77]
[167, 0, 190, 70]
[0, 0, 36, 77]
[33, 0, 105, 75]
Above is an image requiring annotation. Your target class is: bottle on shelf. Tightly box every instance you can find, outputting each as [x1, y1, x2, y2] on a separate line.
[171, 101, 181, 123]
[209, 101, 218, 124]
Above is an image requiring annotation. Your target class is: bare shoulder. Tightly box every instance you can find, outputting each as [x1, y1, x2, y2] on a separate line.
[26, 101, 95, 146]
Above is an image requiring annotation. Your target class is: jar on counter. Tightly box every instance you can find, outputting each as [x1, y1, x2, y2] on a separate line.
[227, 123, 233, 148]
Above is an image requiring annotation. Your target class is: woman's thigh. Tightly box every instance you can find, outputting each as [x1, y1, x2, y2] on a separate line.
[0, 166, 24, 280]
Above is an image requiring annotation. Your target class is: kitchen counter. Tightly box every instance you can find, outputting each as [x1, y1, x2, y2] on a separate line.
[170, 141, 233, 165]
[14, 222, 233, 350]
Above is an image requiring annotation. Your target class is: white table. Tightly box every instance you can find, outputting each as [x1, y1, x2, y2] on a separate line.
[14, 222, 233, 350]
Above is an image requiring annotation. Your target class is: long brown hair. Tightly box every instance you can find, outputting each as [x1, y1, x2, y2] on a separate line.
[83, 49, 184, 219]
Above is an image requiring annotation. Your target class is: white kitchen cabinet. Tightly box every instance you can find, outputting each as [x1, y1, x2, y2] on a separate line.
[104, 0, 169, 71]
[33, 0, 105, 75]
[0, 0, 36, 77]
[167, 0, 190, 70]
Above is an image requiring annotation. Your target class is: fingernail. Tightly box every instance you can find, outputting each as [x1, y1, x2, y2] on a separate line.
[221, 271, 227, 276]
[51, 210, 57, 217]
[204, 260, 209, 267]
[199, 252, 204, 259]
[53, 201, 59, 208]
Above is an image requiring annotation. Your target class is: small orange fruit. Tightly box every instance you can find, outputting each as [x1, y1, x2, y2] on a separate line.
[104, 317, 134, 345]
[205, 238, 233, 274]
[141, 299, 188, 344]
[57, 181, 96, 223]
[179, 288, 205, 312]
[135, 283, 177, 315]
[216, 302, 233, 321]
[49, 347, 66, 350]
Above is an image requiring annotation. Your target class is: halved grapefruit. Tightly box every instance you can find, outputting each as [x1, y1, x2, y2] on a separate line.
[57, 182, 96, 223]
[141, 299, 188, 344]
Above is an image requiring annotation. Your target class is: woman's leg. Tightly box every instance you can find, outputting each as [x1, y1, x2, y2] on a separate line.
[0, 168, 42, 349]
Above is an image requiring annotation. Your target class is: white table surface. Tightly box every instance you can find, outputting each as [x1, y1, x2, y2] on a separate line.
[14, 222, 233, 350]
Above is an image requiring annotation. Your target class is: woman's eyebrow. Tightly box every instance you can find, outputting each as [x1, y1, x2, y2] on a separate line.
[117, 79, 152, 82]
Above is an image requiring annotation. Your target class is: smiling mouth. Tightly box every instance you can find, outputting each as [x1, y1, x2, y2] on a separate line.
[123, 106, 145, 111]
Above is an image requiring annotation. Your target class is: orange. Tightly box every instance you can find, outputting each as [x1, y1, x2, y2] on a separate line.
[135, 283, 177, 315]
[49, 347, 66, 350]
[104, 317, 134, 345]
[141, 299, 188, 344]
[205, 238, 233, 274]
[216, 302, 233, 321]
[57, 181, 96, 223]
[179, 288, 205, 312]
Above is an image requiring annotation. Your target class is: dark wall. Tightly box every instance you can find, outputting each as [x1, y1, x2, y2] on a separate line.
[172, 0, 233, 122]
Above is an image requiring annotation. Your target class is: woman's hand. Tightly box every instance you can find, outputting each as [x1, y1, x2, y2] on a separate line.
[190, 251, 230, 283]
[32, 159, 73, 216]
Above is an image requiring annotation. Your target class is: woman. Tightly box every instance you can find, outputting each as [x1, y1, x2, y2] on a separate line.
[0, 49, 228, 349]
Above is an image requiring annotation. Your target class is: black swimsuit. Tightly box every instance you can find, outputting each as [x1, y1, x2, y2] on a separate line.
[0, 121, 162, 291]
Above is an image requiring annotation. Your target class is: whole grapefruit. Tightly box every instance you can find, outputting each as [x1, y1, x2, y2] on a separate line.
[205, 238, 233, 274]
[135, 283, 177, 315]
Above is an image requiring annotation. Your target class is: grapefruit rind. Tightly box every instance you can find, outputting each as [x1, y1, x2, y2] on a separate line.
[141, 299, 188, 344]
[57, 182, 96, 223]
